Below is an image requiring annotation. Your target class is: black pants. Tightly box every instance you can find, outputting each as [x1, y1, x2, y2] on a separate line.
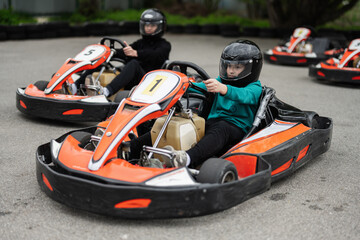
[75, 59, 145, 96]
[75, 67, 100, 89]
[186, 118, 245, 167]
[129, 131, 152, 160]
[106, 59, 146, 96]
[129, 118, 245, 168]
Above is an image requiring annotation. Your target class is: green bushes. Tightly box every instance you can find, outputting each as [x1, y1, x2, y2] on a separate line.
[0, 7, 356, 31]
[0, 7, 270, 27]
[165, 12, 270, 27]
[0, 9, 36, 25]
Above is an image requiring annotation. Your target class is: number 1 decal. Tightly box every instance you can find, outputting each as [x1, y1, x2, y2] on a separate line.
[142, 75, 167, 96]
[150, 78, 162, 92]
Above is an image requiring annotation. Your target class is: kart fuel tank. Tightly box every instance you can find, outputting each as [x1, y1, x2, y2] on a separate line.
[151, 114, 205, 151]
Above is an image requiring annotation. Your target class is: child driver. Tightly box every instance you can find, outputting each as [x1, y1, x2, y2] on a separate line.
[163, 39, 263, 168]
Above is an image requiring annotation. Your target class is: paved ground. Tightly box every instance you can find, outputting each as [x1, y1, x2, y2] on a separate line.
[0, 34, 359, 240]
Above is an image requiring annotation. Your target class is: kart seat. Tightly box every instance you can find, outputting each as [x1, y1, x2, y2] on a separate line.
[243, 86, 276, 139]
[309, 38, 330, 54]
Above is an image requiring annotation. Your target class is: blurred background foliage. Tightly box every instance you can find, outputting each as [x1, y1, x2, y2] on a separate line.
[0, 0, 359, 30]
[0, 8, 36, 25]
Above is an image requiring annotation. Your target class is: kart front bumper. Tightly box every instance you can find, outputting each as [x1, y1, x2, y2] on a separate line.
[309, 65, 360, 84]
[264, 52, 326, 66]
[36, 141, 271, 219]
[16, 88, 119, 122]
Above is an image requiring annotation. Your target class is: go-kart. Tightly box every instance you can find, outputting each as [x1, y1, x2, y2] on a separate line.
[309, 38, 360, 84]
[36, 61, 333, 219]
[16, 37, 130, 122]
[264, 27, 344, 66]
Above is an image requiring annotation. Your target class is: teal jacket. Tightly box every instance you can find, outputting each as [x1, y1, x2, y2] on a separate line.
[191, 77, 262, 133]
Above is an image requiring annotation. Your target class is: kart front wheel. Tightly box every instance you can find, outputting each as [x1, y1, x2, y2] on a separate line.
[304, 111, 320, 129]
[197, 158, 238, 184]
[34, 80, 49, 91]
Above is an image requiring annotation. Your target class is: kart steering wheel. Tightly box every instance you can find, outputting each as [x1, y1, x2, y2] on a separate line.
[100, 37, 126, 49]
[100, 37, 127, 71]
[166, 60, 210, 80]
[166, 60, 215, 119]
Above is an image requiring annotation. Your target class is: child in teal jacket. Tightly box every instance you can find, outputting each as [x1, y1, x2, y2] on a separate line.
[166, 39, 263, 167]
[129, 39, 263, 168]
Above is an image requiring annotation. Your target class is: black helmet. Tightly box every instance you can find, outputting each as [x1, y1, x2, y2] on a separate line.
[219, 40, 263, 87]
[139, 8, 166, 37]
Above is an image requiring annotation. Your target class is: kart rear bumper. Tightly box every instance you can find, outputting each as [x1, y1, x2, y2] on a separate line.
[309, 65, 360, 84]
[264, 52, 325, 66]
[16, 88, 119, 122]
[36, 141, 271, 219]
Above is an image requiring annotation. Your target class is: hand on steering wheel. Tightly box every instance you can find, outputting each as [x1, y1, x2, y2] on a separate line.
[123, 41, 138, 57]
[203, 79, 228, 95]
[166, 61, 215, 119]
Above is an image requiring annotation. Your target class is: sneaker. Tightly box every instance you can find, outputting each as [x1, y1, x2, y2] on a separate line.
[162, 145, 188, 167]
[85, 75, 104, 96]
[68, 83, 78, 95]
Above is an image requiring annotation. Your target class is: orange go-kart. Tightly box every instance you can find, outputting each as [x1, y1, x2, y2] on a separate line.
[264, 27, 344, 66]
[309, 38, 360, 84]
[16, 37, 130, 122]
[36, 61, 333, 219]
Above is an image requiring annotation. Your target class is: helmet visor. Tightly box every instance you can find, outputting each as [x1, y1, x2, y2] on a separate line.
[219, 59, 253, 81]
[140, 20, 163, 36]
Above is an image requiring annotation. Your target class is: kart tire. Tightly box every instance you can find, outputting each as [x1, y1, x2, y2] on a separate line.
[197, 158, 238, 184]
[114, 90, 130, 102]
[34, 81, 49, 91]
[70, 131, 92, 148]
[201, 24, 220, 35]
[304, 111, 320, 129]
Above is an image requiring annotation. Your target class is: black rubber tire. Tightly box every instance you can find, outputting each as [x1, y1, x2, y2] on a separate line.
[184, 24, 201, 34]
[114, 90, 130, 102]
[197, 158, 238, 184]
[70, 131, 92, 148]
[201, 24, 219, 35]
[34, 81, 49, 91]
[304, 111, 320, 129]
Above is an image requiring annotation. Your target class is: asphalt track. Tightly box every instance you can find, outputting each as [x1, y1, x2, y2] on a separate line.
[0, 34, 359, 240]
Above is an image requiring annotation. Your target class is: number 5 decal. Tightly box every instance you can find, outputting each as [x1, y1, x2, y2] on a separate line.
[142, 75, 167, 96]
[84, 49, 95, 56]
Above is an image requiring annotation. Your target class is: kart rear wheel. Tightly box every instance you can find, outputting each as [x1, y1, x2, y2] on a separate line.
[197, 158, 238, 184]
[70, 131, 93, 149]
[34, 81, 49, 91]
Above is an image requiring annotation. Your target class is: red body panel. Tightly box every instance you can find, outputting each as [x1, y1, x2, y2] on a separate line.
[25, 84, 88, 100]
[228, 121, 311, 155]
[56, 70, 190, 181]
[58, 135, 174, 183]
[224, 120, 311, 178]
[46, 44, 111, 93]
